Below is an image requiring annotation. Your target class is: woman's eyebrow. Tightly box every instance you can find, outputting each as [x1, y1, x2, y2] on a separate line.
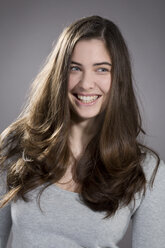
[71, 61, 82, 66]
[71, 61, 112, 66]
[93, 62, 112, 66]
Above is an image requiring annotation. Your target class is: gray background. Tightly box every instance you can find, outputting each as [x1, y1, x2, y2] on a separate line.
[0, 0, 164, 247]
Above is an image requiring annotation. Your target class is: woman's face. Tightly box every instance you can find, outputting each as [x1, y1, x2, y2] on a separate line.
[68, 39, 112, 121]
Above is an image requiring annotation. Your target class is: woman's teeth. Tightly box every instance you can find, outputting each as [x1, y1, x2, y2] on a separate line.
[77, 95, 99, 103]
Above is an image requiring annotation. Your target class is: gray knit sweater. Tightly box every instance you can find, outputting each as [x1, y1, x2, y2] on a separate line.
[0, 153, 165, 248]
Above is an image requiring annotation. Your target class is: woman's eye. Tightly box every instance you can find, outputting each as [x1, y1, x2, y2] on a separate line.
[70, 66, 81, 71]
[97, 68, 109, 72]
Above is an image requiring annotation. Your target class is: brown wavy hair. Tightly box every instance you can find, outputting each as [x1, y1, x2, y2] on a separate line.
[0, 15, 160, 218]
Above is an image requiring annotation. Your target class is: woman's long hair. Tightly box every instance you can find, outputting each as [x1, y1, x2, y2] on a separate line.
[0, 16, 160, 218]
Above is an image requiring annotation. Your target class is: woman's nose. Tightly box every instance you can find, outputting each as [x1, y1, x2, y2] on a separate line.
[78, 71, 95, 89]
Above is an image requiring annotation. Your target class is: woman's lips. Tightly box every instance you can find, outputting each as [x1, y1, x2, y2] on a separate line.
[73, 93, 101, 106]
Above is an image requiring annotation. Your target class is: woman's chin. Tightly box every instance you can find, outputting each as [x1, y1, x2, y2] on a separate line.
[70, 109, 95, 121]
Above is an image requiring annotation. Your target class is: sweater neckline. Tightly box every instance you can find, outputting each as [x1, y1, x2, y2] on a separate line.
[53, 183, 79, 197]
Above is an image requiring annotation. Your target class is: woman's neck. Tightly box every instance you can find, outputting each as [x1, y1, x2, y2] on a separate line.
[69, 118, 97, 159]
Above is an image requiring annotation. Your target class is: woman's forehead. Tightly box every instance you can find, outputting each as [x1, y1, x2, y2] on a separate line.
[71, 39, 111, 64]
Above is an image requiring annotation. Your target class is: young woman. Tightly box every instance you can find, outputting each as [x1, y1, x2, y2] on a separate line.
[0, 15, 165, 248]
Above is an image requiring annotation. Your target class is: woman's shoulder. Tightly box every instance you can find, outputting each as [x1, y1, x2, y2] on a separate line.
[131, 152, 165, 247]
[140, 151, 165, 183]
[130, 151, 165, 216]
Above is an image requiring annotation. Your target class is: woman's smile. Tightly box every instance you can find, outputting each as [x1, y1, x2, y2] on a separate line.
[72, 93, 102, 105]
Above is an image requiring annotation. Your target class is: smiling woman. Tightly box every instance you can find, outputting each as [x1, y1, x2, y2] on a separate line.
[68, 39, 112, 120]
[0, 15, 165, 248]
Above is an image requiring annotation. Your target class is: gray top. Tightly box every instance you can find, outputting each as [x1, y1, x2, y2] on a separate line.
[0, 152, 165, 248]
